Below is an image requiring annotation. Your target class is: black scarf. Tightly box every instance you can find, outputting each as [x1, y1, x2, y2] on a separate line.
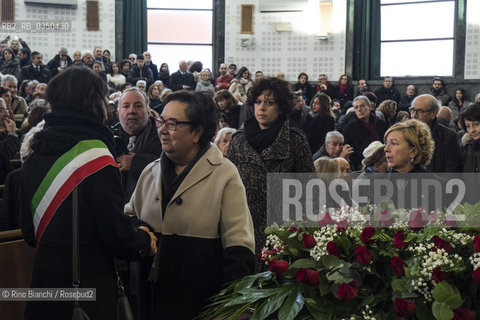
[160, 144, 210, 215]
[159, 69, 170, 78]
[31, 109, 115, 156]
[244, 115, 285, 152]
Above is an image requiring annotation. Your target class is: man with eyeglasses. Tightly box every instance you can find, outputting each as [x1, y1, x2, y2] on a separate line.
[0, 97, 20, 184]
[410, 94, 460, 172]
[114, 87, 162, 202]
[47, 47, 72, 77]
[315, 73, 335, 99]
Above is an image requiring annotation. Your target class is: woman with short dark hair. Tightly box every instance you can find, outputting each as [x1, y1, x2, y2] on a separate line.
[459, 103, 480, 172]
[228, 77, 315, 255]
[125, 90, 255, 319]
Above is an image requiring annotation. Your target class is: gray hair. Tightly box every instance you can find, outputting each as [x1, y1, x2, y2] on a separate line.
[81, 50, 92, 59]
[136, 80, 147, 87]
[214, 127, 237, 147]
[325, 130, 344, 144]
[0, 97, 5, 106]
[28, 80, 40, 88]
[59, 47, 68, 53]
[1, 74, 18, 86]
[118, 86, 149, 110]
[353, 95, 371, 106]
[318, 73, 328, 80]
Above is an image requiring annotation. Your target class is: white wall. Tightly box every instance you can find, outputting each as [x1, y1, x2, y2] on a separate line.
[465, 0, 480, 79]
[224, 0, 347, 82]
[9, 0, 115, 62]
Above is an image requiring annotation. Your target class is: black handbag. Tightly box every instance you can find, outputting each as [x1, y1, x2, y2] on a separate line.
[72, 187, 91, 320]
[116, 271, 134, 320]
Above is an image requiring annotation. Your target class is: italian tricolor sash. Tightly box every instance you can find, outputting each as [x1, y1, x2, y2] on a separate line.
[32, 139, 118, 244]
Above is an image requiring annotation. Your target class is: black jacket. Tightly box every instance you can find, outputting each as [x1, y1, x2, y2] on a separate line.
[145, 61, 159, 81]
[343, 115, 388, 171]
[127, 65, 154, 87]
[303, 113, 336, 153]
[374, 85, 401, 104]
[398, 94, 416, 112]
[46, 54, 73, 76]
[114, 117, 162, 203]
[20, 64, 52, 83]
[170, 70, 196, 91]
[294, 82, 315, 105]
[333, 85, 354, 107]
[20, 111, 151, 320]
[0, 131, 20, 185]
[0, 58, 21, 80]
[427, 118, 461, 173]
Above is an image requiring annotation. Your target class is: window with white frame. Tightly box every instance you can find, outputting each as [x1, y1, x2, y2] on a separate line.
[147, 0, 213, 72]
[380, 0, 455, 77]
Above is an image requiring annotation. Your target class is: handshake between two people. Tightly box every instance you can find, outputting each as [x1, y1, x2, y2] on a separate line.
[139, 226, 158, 256]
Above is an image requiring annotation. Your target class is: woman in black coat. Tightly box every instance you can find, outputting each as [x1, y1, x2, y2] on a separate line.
[303, 92, 336, 153]
[0, 47, 21, 80]
[333, 74, 354, 107]
[293, 72, 315, 105]
[19, 67, 156, 319]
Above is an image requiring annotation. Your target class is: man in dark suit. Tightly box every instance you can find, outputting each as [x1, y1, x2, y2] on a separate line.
[169, 60, 196, 91]
[143, 51, 159, 81]
[47, 47, 72, 77]
[20, 51, 52, 83]
[410, 94, 460, 172]
[127, 54, 154, 88]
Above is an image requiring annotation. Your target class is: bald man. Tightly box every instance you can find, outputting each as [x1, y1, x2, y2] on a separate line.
[410, 94, 460, 172]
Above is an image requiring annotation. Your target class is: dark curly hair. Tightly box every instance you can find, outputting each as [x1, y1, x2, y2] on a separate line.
[163, 90, 218, 147]
[247, 77, 294, 115]
[459, 102, 480, 129]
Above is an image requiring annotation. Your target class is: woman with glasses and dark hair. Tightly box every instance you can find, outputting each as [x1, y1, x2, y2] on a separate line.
[227, 77, 315, 256]
[125, 90, 255, 320]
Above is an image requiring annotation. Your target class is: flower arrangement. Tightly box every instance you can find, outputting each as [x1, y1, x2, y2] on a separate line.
[201, 204, 480, 320]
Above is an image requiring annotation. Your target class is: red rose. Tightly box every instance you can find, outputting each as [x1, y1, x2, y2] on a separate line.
[336, 219, 348, 232]
[453, 307, 475, 320]
[269, 259, 289, 275]
[393, 230, 408, 249]
[296, 268, 319, 286]
[472, 268, 480, 285]
[473, 235, 480, 253]
[378, 209, 394, 227]
[360, 225, 376, 244]
[391, 256, 407, 276]
[354, 245, 371, 265]
[432, 267, 449, 283]
[409, 209, 427, 231]
[288, 224, 298, 232]
[326, 241, 341, 257]
[433, 236, 451, 253]
[302, 233, 316, 249]
[317, 211, 334, 227]
[395, 298, 416, 319]
[336, 281, 358, 302]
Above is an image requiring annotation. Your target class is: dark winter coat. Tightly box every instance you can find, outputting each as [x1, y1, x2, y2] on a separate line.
[20, 111, 151, 320]
[0, 58, 21, 79]
[46, 54, 73, 76]
[303, 113, 336, 153]
[374, 85, 401, 105]
[426, 118, 461, 173]
[0, 131, 20, 185]
[343, 115, 388, 171]
[20, 64, 52, 83]
[227, 118, 315, 254]
[127, 65, 154, 87]
[333, 85, 354, 107]
[293, 82, 315, 105]
[462, 133, 480, 172]
[170, 70, 196, 91]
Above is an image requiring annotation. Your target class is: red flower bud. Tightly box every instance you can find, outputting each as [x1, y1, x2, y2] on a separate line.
[326, 241, 341, 257]
[432, 267, 449, 283]
[472, 268, 480, 285]
[336, 219, 348, 232]
[317, 211, 334, 227]
[393, 230, 408, 249]
[378, 209, 394, 227]
[336, 281, 358, 302]
[296, 268, 319, 286]
[288, 224, 298, 232]
[302, 233, 316, 249]
[394, 298, 416, 319]
[391, 256, 407, 277]
[453, 307, 475, 320]
[354, 245, 371, 265]
[360, 225, 376, 244]
[409, 209, 427, 231]
[268, 259, 289, 275]
[473, 235, 480, 253]
[433, 236, 451, 253]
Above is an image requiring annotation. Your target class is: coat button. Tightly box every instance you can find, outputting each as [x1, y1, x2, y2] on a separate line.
[175, 197, 183, 205]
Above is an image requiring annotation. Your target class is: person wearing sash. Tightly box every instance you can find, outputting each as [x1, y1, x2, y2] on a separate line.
[19, 67, 157, 319]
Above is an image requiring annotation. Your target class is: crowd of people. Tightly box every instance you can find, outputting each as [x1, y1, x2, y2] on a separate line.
[1, 36, 480, 319]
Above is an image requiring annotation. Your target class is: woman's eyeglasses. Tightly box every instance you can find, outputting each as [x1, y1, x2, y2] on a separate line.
[155, 116, 195, 131]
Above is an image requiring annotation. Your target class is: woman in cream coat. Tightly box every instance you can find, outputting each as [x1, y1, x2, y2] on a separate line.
[125, 90, 255, 320]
